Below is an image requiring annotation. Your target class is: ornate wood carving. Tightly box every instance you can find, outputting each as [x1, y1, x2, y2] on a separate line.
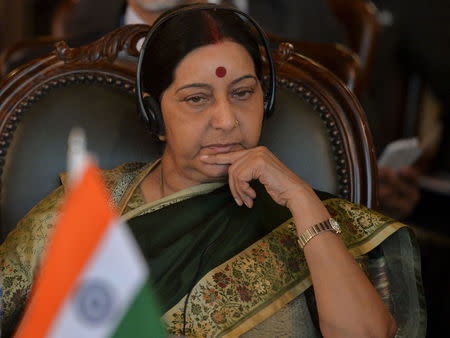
[271, 34, 363, 96]
[55, 24, 150, 64]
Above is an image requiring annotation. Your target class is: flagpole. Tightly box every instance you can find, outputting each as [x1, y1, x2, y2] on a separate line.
[67, 127, 88, 185]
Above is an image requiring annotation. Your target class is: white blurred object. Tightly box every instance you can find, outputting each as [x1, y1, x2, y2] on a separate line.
[378, 9, 394, 27]
[135, 0, 183, 12]
[67, 128, 97, 185]
[378, 137, 422, 170]
[208, 0, 248, 12]
[232, 0, 248, 12]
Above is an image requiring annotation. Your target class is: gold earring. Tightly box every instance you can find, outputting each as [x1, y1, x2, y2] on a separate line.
[158, 135, 166, 141]
[235, 119, 239, 127]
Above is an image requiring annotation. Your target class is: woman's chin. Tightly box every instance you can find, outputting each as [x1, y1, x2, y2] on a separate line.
[199, 163, 229, 181]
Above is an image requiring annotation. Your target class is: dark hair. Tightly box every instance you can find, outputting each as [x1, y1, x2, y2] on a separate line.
[140, 6, 263, 102]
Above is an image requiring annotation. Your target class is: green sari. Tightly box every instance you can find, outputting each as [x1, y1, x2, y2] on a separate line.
[0, 161, 426, 337]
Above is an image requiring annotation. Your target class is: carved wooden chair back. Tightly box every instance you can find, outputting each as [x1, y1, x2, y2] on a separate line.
[268, 34, 363, 96]
[0, 25, 377, 241]
[0, 37, 64, 78]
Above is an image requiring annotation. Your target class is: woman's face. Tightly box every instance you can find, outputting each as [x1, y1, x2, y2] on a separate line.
[160, 40, 264, 183]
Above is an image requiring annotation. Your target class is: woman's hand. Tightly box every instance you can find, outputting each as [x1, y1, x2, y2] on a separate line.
[200, 146, 330, 227]
[201, 146, 305, 207]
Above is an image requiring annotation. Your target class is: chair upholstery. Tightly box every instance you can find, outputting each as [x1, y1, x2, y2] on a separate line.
[0, 25, 377, 241]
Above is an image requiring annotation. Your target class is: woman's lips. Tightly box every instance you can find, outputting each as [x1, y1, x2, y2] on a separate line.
[204, 143, 239, 154]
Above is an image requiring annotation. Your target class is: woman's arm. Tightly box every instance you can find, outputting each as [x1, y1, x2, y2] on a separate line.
[200, 146, 397, 338]
[288, 189, 397, 337]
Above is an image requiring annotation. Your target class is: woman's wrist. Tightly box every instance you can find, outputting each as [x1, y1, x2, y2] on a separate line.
[286, 190, 331, 232]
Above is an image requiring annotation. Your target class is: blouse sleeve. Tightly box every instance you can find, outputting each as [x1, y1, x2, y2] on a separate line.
[0, 185, 64, 336]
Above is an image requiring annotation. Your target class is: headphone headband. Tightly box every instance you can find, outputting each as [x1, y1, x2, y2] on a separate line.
[136, 3, 276, 135]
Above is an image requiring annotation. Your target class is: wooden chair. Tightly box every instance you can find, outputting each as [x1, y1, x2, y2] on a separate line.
[0, 37, 60, 77]
[268, 34, 363, 96]
[326, 0, 380, 90]
[0, 25, 377, 240]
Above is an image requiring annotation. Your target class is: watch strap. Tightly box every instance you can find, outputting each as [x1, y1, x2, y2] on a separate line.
[297, 218, 341, 249]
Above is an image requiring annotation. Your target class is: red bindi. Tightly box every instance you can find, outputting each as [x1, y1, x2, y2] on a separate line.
[215, 66, 227, 78]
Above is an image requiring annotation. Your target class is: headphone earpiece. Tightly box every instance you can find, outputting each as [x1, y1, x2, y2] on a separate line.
[142, 95, 164, 136]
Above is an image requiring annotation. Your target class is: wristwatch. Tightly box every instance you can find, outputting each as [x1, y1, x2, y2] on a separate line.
[297, 218, 341, 249]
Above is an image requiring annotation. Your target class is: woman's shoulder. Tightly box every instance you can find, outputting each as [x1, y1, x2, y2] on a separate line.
[0, 184, 65, 335]
[59, 161, 147, 188]
[0, 185, 65, 269]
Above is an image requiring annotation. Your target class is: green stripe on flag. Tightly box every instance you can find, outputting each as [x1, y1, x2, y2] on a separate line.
[112, 283, 166, 338]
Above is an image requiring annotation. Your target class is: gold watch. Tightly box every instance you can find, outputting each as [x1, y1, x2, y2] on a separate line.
[297, 218, 341, 249]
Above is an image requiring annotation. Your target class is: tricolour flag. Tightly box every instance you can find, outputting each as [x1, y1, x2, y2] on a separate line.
[14, 131, 165, 338]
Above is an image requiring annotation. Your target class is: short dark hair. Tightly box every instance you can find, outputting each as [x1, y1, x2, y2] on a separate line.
[140, 6, 263, 103]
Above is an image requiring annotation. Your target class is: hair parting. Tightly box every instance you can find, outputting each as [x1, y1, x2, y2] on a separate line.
[202, 11, 222, 43]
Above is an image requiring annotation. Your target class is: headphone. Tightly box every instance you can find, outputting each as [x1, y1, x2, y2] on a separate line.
[136, 3, 276, 136]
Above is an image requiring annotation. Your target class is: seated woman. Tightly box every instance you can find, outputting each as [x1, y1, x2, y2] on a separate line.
[0, 4, 425, 337]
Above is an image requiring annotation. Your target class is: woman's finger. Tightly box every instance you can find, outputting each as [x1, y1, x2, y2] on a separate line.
[228, 171, 242, 206]
[236, 179, 255, 208]
[200, 149, 247, 165]
[228, 163, 255, 208]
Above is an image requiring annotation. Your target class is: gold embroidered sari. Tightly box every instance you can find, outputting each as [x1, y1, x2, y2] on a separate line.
[0, 161, 426, 337]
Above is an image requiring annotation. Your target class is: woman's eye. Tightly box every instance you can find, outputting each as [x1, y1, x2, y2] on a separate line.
[185, 95, 207, 105]
[232, 89, 255, 100]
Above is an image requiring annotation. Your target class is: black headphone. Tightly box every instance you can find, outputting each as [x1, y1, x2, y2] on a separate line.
[136, 3, 276, 136]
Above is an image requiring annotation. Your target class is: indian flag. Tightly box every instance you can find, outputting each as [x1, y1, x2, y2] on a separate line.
[14, 130, 165, 338]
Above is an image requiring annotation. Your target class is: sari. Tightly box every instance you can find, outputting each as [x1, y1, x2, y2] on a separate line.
[0, 161, 426, 337]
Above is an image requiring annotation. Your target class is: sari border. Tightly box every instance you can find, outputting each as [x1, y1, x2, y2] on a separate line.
[348, 221, 405, 257]
[121, 181, 225, 221]
[222, 277, 313, 337]
[223, 223, 407, 336]
[162, 198, 407, 336]
[117, 160, 160, 214]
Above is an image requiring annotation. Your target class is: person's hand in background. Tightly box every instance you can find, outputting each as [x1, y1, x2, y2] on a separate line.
[378, 166, 421, 220]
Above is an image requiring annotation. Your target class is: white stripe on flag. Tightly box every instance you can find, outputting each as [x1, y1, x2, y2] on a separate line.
[48, 219, 148, 338]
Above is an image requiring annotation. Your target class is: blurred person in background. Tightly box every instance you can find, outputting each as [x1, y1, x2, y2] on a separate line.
[370, 0, 450, 336]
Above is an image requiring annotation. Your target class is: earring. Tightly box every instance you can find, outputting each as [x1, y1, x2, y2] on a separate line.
[235, 119, 239, 127]
[158, 135, 166, 141]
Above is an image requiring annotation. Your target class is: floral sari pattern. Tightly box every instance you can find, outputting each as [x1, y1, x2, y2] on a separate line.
[163, 200, 405, 337]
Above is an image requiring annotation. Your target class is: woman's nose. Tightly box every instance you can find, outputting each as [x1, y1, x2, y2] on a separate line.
[210, 97, 237, 131]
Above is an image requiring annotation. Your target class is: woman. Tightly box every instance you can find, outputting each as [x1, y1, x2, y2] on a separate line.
[0, 4, 425, 337]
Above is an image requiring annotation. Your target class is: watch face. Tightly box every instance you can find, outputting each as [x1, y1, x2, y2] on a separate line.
[330, 218, 341, 233]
